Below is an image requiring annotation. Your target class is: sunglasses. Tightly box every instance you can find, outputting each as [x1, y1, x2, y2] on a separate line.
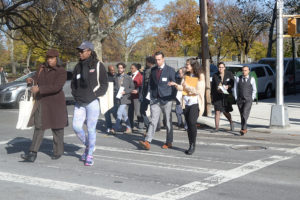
[78, 49, 89, 53]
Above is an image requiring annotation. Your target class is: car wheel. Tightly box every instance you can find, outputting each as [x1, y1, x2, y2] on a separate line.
[13, 91, 25, 108]
[265, 85, 272, 99]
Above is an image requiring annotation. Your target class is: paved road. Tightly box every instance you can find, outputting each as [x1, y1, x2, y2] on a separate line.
[0, 106, 300, 200]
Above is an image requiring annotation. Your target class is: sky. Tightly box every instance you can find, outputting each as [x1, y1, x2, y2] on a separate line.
[150, 0, 174, 11]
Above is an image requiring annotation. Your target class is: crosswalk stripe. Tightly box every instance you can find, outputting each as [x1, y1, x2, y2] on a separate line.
[152, 155, 292, 200]
[94, 154, 226, 175]
[0, 171, 153, 200]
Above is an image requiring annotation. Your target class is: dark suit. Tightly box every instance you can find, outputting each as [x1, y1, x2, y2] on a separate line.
[149, 65, 176, 102]
[145, 64, 175, 144]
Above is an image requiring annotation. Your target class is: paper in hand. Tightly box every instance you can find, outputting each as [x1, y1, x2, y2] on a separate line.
[116, 86, 125, 99]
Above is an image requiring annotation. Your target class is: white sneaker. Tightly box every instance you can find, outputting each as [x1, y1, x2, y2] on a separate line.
[106, 128, 111, 133]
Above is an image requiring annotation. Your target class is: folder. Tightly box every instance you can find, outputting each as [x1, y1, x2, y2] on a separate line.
[182, 76, 198, 96]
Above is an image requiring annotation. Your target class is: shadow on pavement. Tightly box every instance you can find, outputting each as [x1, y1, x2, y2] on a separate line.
[4, 137, 81, 159]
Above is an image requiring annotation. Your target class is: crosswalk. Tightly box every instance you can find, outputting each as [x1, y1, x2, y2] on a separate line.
[0, 131, 299, 200]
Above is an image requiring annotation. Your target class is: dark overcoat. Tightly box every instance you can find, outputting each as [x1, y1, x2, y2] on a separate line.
[28, 64, 68, 129]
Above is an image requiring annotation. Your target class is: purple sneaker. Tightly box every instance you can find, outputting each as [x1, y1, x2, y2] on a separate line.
[80, 148, 88, 161]
[85, 155, 94, 166]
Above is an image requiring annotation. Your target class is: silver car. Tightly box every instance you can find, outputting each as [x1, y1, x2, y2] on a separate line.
[0, 71, 73, 107]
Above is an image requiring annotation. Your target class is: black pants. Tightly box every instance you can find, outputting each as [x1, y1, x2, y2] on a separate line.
[184, 104, 199, 145]
[29, 102, 64, 156]
[128, 99, 144, 129]
[237, 99, 252, 130]
[140, 99, 150, 128]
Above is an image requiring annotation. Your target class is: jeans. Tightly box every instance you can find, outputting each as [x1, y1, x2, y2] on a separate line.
[104, 105, 117, 129]
[73, 99, 100, 156]
[113, 104, 131, 130]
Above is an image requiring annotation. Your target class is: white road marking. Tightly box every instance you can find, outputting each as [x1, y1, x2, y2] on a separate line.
[0, 171, 153, 200]
[94, 154, 226, 175]
[152, 155, 292, 200]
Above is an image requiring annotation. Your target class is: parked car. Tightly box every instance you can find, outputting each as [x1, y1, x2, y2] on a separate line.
[226, 63, 276, 98]
[258, 57, 300, 94]
[0, 71, 73, 107]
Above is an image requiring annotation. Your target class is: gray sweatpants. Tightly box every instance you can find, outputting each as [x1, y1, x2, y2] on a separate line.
[145, 101, 173, 143]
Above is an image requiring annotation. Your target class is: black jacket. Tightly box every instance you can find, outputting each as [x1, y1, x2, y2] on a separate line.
[211, 70, 234, 103]
[71, 61, 108, 104]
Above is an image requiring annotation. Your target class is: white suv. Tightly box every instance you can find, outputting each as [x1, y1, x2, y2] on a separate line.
[226, 64, 276, 99]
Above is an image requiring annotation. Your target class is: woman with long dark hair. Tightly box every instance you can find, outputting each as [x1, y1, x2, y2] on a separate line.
[211, 62, 234, 132]
[71, 41, 108, 166]
[169, 58, 205, 155]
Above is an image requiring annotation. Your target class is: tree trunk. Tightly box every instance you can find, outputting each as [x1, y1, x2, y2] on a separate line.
[10, 30, 16, 74]
[26, 47, 32, 71]
[267, 3, 277, 57]
[93, 38, 103, 61]
[200, 0, 212, 117]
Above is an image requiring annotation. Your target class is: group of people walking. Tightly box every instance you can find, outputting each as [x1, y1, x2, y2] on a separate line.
[211, 62, 257, 135]
[20, 41, 257, 166]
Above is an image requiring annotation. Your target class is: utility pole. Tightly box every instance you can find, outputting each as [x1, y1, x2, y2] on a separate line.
[199, 0, 212, 116]
[270, 0, 290, 128]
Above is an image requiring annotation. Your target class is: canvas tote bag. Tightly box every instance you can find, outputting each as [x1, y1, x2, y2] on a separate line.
[93, 62, 114, 114]
[16, 88, 34, 130]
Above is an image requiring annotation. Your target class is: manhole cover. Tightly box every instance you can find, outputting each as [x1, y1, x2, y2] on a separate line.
[231, 145, 267, 151]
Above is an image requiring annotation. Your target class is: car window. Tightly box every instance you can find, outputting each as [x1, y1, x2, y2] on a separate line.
[226, 67, 241, 76]
[265, 66, 274, 76]
[259, 60, 276, 72]
[285, 61, 295, 75]
[296, 60, 300, 71]
[14, 72, 36, 82]
[253, 67, 266, 78]
[67, 71, 73, 80]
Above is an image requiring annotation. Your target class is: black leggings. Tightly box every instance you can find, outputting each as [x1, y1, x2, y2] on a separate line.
[184, 104, 199, 145]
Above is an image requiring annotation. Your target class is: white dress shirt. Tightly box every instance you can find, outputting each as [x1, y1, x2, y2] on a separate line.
[233, 75, 257, 100]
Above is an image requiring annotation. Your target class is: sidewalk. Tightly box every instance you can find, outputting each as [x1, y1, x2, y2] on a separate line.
[198, 93, 300, 135]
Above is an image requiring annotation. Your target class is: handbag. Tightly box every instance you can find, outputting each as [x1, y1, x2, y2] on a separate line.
[16, 88, 34, 130]
[93, 62, 114, 114]
[226, 93, 236, 105]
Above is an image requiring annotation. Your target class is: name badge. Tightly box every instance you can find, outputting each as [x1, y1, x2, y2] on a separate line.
[89, 69, 95, 73]
[76, 74, 81, 79]
[162, 77, 167, 82]
[226, 78, 230, 81]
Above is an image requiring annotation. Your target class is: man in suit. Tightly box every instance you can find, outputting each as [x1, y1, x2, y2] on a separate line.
[233, 66, 257, 135]
[139, 51, 176, 150]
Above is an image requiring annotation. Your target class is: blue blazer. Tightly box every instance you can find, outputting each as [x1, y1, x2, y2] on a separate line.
[149, 64, 175, 101]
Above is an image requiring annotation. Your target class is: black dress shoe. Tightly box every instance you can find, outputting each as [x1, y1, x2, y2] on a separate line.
[51, 155, 62, 160]
[185, 144, 195, 155]
[21, 152, 37, 162]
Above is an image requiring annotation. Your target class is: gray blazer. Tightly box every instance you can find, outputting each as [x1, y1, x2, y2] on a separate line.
[114, 73, 134, 105]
